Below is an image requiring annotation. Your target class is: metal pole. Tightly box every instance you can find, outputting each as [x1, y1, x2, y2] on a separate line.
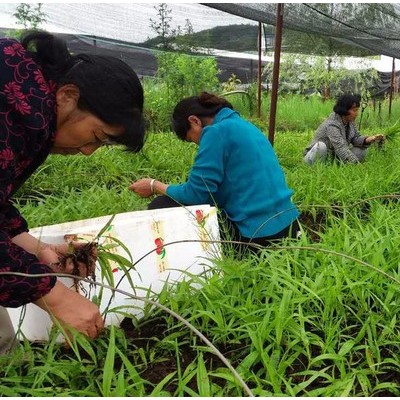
[389, 57, 395, 117]
[257, 22, 262, 118]
[268, 3, 284, 146]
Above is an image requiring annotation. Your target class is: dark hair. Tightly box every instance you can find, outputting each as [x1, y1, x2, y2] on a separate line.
[21, 31, 145, 152]
[172, 92, 233, 140]
[333, 94, 361, 116]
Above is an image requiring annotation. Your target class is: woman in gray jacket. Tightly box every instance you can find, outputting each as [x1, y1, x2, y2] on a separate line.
[304, 94, 384, 164]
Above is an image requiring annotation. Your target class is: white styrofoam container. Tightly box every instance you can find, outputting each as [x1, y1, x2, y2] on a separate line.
[8, 205, 220, 341]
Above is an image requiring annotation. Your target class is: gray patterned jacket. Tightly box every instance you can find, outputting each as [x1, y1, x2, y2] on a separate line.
[305, 112, 368, 163]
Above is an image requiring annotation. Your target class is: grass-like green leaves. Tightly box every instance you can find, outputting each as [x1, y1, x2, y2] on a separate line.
[1, 95, 399, 396]
[384, 119, 400, 141]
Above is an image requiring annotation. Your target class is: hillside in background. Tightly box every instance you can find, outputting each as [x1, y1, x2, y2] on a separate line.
[140, 24, 260, 53]
[0, 25, 383, 87]
[140, 23, 374, 58]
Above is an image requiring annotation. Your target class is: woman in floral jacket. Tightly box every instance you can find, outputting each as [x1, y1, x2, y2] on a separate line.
[0, 31, 145, 352]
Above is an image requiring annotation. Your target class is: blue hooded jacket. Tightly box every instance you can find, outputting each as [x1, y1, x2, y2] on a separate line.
[166, 107, 299, 238]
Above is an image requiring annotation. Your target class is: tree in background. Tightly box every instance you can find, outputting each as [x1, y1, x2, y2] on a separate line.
[6, 3, 47, 39]
[144, 52, 220, 131]
[149, 3, 173, 51]
[280, 3, 393, 99]
[156, 52, 219, 99]
[173, 19, 203, 54]
[14, 3, 46, 29]
[148, 4, 209, 54]
[263, 53, 379, 102]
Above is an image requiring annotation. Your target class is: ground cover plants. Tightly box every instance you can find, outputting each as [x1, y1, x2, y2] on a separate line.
[0, 92, 399, 396]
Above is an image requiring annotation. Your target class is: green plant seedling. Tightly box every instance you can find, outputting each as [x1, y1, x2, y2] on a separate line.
[384, 119, 400, 141]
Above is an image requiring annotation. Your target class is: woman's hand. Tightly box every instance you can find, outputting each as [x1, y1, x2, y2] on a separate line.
[36, 245, 63, 270]
[365, 134, 385, 144]
[38, 242, 97, 277]
[129, 178, 168, 197]
[34, 281, 104, 339]
[129, 178, 155, 198]
[12, 232, 97, 277]
[129, 178, 168, 198]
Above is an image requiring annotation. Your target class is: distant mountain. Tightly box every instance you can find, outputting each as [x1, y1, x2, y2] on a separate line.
[139, 24, 260, 53]
[139, 23, 374, 57]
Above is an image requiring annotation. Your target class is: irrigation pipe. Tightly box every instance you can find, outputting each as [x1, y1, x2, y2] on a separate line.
[102, 238, 400, 286]
[99, 233, 399, 336]
[1, 236, 397, 396]
[197, 193, 399, 250]
[101, 235, 399, 346]
[269, 244, 400, 286]
[0, 270, 254, 397]
[299, 193, 400, 211]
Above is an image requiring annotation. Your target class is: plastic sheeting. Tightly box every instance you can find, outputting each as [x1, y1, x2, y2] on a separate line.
[3, 3, 400, 58]
[0, 3, 256, 43]
[204, 3, 400, 59]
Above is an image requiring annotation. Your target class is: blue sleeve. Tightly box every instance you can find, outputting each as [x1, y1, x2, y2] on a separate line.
[166, 127, 225, 205]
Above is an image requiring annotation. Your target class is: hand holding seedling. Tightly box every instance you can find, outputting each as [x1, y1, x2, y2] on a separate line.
[129, 178, 168, 198]
[365, 134, 385, 144]
[12, 232, 97, 278]
[38, 241, 97, 279]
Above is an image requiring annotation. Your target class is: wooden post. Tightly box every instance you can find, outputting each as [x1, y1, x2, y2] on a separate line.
[389, 57, 395, 118]
[268, 3, 284, 146]
[257, 22, 262, 118]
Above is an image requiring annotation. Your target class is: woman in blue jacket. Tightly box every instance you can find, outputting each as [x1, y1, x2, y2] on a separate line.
[130, 92, 300, 253]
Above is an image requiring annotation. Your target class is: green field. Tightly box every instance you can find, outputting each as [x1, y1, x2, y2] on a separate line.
[1, 94, 399, 396]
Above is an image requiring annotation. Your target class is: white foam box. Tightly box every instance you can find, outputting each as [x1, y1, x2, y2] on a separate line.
[8, 205, 220, 341]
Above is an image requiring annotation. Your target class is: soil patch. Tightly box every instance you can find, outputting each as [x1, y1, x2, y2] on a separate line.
[119, 316, 229, 394]
[298, 211, 328, 242]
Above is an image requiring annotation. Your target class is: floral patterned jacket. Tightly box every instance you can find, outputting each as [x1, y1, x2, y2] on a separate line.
[0, 38, 58, 307]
